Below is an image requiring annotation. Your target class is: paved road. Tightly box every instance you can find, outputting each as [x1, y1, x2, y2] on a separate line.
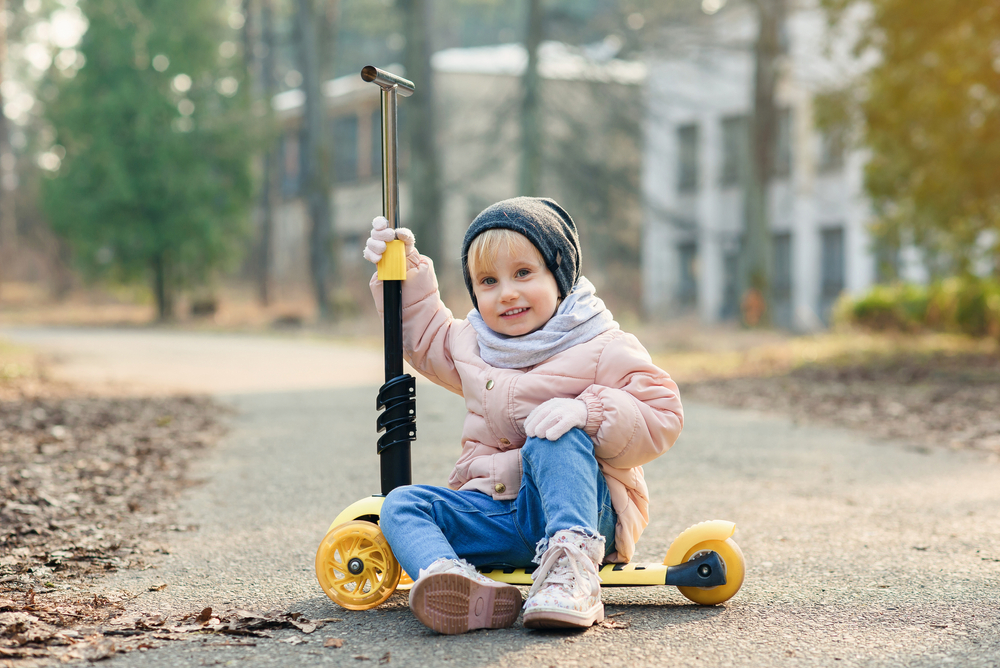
[3, 326, 999, 667]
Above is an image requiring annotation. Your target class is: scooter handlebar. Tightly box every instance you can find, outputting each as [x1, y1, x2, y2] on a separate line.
[361, 65, 415, 97]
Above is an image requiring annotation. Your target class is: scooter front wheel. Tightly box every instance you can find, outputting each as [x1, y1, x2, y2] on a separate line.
[674, 537, 745, 605]
[316, 520, 401, 610]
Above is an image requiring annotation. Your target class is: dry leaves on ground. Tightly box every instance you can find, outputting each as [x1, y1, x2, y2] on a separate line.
[680, 341, 1000, 457]
[0, 605, 339, 664]
[1, 350, 228, 664]
[1, 393, 225, 588]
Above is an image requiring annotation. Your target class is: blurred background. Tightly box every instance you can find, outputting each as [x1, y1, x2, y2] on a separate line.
[0, 0, 997, 338]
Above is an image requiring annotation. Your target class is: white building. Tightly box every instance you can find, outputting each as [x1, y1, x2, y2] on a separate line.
[269, 43, 647, 314]
[641, 1, 877, 329]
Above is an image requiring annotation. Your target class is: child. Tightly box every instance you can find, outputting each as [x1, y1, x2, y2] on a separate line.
[363, 197, 683, 634]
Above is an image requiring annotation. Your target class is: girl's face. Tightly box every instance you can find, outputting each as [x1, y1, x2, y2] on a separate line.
[471, 236, 560, 337]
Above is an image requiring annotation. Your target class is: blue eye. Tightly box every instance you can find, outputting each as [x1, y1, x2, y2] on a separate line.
[481, 277, 497, 285]
[516, 269, 531, 277]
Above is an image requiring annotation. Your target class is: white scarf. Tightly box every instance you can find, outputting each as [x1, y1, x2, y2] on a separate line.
[467, 276, 618, 369]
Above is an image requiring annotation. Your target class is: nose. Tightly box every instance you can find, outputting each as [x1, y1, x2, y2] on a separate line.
[499, 280, 518, 301]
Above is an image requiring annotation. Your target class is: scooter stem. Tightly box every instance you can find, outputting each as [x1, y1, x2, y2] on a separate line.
[363, 65, 417, 494]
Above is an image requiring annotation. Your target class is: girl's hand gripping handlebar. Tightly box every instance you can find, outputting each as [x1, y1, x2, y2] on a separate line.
[363, 216, 416, 278]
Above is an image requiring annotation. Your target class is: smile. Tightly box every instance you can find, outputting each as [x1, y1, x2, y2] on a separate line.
[501, 307, 528, 317]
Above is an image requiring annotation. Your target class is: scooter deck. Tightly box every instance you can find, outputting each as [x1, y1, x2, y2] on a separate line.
[480, 562, 672, 587]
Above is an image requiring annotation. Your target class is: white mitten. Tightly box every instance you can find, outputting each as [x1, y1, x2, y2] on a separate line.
[524, 398, 589, 441]
[363, 216, 416, 264]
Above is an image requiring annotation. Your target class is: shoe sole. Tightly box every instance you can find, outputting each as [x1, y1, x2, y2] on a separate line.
[522, 602, 604, 629]
[409, 573, 522, 635]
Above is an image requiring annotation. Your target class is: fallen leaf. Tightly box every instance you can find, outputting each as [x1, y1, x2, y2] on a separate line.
[0, 611, 39, 636]
[379, 650, 391, 664]
[196, 607, 213, 624]
[66, 636, 116, 662]
[354, 655, 371, 661]
[0, 645, 52, 658]
[280, 636, 307, 645]
[148, 583, 168, 591]
[324, 638, 345, 648]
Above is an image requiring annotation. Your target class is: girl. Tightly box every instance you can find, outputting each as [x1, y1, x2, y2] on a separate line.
[363, 197, 683, 633]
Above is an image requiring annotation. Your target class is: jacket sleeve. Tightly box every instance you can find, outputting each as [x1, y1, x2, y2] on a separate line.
[370, 248, 464, 395]
[576, 333, 683, 469]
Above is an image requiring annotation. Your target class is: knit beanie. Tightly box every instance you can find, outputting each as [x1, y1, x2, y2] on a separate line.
[461, 197, 581, 309]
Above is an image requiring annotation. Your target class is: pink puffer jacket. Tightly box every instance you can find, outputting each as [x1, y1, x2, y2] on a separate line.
[370, 250, 683, 563]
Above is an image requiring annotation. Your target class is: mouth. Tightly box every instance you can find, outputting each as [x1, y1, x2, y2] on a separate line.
[500, 307, 529, 318]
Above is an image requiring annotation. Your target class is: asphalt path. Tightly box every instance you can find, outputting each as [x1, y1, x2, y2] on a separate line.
[2, 326, 998, 668]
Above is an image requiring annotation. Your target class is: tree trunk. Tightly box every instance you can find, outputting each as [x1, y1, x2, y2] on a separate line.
[519, 0, 543, 197]
[152, 251, 173, 321]
[741, 0, 785, 327]
[254, 0, 277, 306]
[296, 0, 334, 319]
[400, 0, 442, 264]
[0, 0, 17, 295]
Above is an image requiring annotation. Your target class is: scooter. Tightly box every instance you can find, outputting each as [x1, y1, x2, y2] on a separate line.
[314, 66, 746, 612]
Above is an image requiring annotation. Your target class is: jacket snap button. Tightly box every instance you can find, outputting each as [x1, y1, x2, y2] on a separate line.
[499, 438, 510, 445]
[486, 379, 494, 390]
[494, 483, 506, 493]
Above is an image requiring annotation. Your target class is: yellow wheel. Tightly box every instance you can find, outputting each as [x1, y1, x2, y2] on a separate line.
[675, 537, 745, 605]
[315, 520, 401, 610]
[396, 570, 415, 591]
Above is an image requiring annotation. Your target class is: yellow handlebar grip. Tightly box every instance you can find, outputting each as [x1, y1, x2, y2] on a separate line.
[377, 239, 407, 281]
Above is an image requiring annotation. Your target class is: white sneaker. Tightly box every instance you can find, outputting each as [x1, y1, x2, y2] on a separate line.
[523, 529, 605, 629]
[408, 558, 522, 634]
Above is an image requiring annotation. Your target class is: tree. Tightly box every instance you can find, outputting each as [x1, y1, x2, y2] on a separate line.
[245, 0, 280, 306]
[399, 0, 443, 264]
[0, 0, 22, 294]
[826, 0, 1000, 276]
[742, 0, 785, 326]
[295, 0, 337, 318]
[42, 0, 256, 320]
[519, 0, 543, 197]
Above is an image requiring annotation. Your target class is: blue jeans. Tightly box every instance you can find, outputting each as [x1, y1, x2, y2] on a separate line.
[380, 428, 617, 578]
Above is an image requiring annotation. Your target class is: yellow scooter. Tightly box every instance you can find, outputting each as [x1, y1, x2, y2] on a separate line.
[314, 66, 746, 613]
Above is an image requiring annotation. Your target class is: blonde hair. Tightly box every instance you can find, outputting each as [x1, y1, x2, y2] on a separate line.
[466, 228, 543, 279]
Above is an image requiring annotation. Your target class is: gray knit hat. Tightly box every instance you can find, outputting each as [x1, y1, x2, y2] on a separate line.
[461, 197, 581, 309]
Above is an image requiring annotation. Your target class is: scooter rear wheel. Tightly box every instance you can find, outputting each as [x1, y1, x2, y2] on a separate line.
[316, 520, 401, 610]
[675, 537, 745, 605]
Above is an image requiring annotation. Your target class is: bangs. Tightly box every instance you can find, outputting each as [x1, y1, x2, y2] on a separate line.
[467, 228, 540, 277]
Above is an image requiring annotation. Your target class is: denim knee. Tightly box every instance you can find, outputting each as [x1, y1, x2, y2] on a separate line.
[522, 427, 592, 459]
[380, 486, 417, 533]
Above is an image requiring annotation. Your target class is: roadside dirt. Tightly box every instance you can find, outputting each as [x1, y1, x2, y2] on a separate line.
[657, 329, 1000, 459]
[0, 346, 343, 665]
[0, 352, 224, 663]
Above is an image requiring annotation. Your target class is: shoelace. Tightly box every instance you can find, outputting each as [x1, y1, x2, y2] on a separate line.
[527, 542, 600, 599]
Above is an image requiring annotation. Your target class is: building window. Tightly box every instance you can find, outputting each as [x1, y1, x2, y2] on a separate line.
[817, 125, 845, 173]
[720, 115, 747, 187]
[280, 130, 302, 197]
[333, 114, 359, 184]
[820, 226, 845, 322]
[772, 232, 793, 328]
[677, 241, 698, 306]
[814, 91, 850, 175]
[677, 124, 699, 192]
[773, 108, 792, 179]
